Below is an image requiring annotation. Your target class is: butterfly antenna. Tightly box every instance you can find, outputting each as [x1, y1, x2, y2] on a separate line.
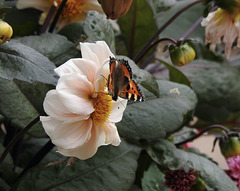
[101, 74, 108, 81]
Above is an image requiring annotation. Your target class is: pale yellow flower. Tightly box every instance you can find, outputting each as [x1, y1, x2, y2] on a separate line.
[16, 0, 103, 29]
[202, 8, 240, 58]
[40, 41, 127, 160]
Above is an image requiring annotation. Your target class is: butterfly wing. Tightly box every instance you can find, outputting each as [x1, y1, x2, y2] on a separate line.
[107, 58, 116, 97]
[120, 80, 145, 102]
[108, 57, 145, 102]
[108, 57, 131, 101]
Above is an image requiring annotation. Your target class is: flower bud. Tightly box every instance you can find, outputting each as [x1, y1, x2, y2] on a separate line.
[0, 20, 13, 44]
[98, 0, 133, 19]
[219, 136, 240, 159]
[169, 43, 196, 67]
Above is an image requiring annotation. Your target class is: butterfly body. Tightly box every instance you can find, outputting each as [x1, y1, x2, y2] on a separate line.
[107, 57, 145, 102]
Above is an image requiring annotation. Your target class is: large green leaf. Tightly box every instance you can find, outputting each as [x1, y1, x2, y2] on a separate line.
[0, 178, 10, 191]
[0, 42, 57, 85]
[17, 138, 64, 167]
[19, 33, 81, 66]
[118, 0, 157, 58]
[0, 145, 14, 186]
[0, 79, 50, 137]
[83, 11, 115, 54]
[12, 140, 141, 191]
[4, 6, 41, 36]
[118, 80, 197, 142]
[157, 57, 191, 88]
[181, 59, 240, 122]
[150, 0, 204, 40]
[58, 22, 86, 45]
[142, 163, 168, 191]
[146, 139, 238, 191]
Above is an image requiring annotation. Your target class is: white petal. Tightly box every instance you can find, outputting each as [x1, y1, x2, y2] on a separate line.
[57, 122, 106, 160]
[56, 73, 94, 98]
[51, 119, 93, 149]
[40, 116, 59, 137]
[54, 59, 98, 83]
[80, 41, 114, 67]
[16, 0, 50, 11]
[56, 74, 95, 115]
[109, 98, 127, 123]
[104, 122, 121, 146]
[93, 59, 110, 95]
[43, 90, 90, 122]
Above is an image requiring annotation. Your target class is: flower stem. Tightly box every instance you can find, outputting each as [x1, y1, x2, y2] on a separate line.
[133, 0, 204, 64]
[174, 124, 230, 147]
[181, 16, 203, 41]
[0, 116, 40, 165]
[19, 140, 54, 178]
[39, 4, 57, 35]
[48, 0, 68, 33]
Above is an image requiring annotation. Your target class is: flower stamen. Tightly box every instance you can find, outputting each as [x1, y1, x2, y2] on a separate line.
[91, 93, 113, 124]
[50, 0, 84, 18]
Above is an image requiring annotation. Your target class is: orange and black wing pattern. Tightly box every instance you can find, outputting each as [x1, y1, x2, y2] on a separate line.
[107, 57, 145, 102]
[120, 80, 145, 102]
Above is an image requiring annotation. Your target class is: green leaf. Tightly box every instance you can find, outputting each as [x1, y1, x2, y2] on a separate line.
[14, 80, 53, 115]
[83, 11, 115, 54]
[118, 80, 197, 142]
[12, 140, 141, 191]
[147, 139, 238, 191]
[142, 163, 168, 191]
[0, 178, 10, 191]
[58, 22, 86, 45]
[117, 56, 160, 97]
[181, 59, 240, 122]
[0, 145, 15, 185]
[17, 138, 64, 167]
[118, 0, 157, 58]
[151, 0, 204, 40]
[172, 127, 197, 145]
[4, 6, 41, 36]
[0, 79, 48, 137]
[157, 57, 191, 87]
[0, 42, 57, 85]
[19, 33, 81, 66]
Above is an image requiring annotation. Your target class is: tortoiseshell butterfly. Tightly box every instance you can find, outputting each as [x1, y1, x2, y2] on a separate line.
[107, 57, 145, 102]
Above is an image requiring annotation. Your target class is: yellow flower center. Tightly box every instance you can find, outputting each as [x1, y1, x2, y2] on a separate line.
[90, 93, 113, 124]
[214, 8, 240, 26]
[50, 0, 85, 18]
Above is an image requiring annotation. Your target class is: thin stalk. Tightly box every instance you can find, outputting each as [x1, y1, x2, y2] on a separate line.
[181, 16, 203, 40]
[133, 0, 204, 64]
[19, 140, 54, 178]
[48, 0, 68, 33]
[0, 116, 40, 165]
[39, 3, 57, 35]
[174, 124, 230, 147]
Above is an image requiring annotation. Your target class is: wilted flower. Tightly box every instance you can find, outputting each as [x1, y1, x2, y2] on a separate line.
[163, 168, 198, 191]
[201, 4, 240, 59]
[0, 20, 13, 44]
[40, 41, 127, 160]
[98, 0, 133, 19]
[16, 0, 103, 29]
